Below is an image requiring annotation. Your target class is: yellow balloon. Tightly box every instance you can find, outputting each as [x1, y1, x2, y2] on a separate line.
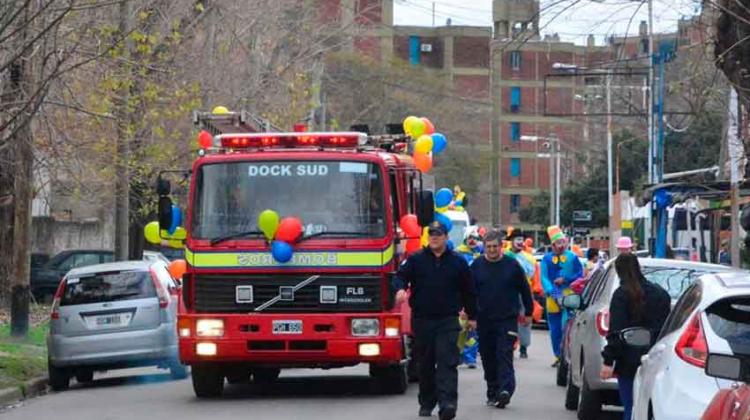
[402, 116, 420, 136]
[415, 135, 434, 154]
[212, 106, 229, 115]
[420, 226, 429, 247]
[435, 205, 449, 214]
[409, 119, 427, 138]
[258, 209, 280, 241]
[169, 226, 187, 241]
[144, 221, 161, 244]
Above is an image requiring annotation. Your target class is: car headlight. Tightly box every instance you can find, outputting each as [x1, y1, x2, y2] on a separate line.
[351, 318, 379, 337]
[196, 319, 224, 337]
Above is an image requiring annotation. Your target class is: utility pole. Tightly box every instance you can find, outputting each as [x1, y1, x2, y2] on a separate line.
[607, 71, 615, 254]
[729, 88, 742, 268]
[645, 0, 655, 252]
[549, 142, 555, 226]
[114, 0, 131, 261]
[432, 2, 435, 27]
[490, 47, 502, 227]
[555, 137, 561, 226]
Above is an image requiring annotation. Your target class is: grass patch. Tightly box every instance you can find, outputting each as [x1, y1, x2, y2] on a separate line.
[0, 322, 48, 389]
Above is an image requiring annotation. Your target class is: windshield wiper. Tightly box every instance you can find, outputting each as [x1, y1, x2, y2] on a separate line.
[209, 230, 264, 245]
[298, 231, 371, 242]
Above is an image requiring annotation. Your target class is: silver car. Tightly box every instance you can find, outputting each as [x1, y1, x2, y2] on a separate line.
[47, 260, 186, 390]
[560, 258, 736, 419]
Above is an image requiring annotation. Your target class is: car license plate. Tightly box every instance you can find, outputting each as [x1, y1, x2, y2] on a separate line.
[87, 313, 131, 329]
[272, 320, 302, 334]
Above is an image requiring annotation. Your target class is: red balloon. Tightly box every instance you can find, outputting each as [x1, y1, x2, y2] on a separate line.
[198, 130, 213, 149]
[421, 118, 435, 135]
[399, 214, 421, 237]
[275, 217, 303, 243]
[413, 152, 432, 173]
[405, 238, 421, 254]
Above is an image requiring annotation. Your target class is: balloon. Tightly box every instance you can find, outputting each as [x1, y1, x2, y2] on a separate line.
[168, 259, 187, 279]
[275, 217, 303, 243]
[413, 152, 433, 173]
[414, 135, 433, 154]
[271, 241, 294, 263]
[405, 238, 421, 253]
[170, 226, 187, 240]
[431, 133, 447, 154]
[168, 205, 182, 235]
[212, 106, 229, 114]
[402, 116, 420, 136]
[420, 226, 429, 246]
[434, 213, 453, 233]
[409, 118, 426, 138]
[435, 205, 448, 214]
[144, 221, 161, 244]
[421, 117, 435, 135]
[258, 209, 281, 241]
[197, 130, 213, 149]
[435, 188, 453, 208]
[399, 214, 421, 237]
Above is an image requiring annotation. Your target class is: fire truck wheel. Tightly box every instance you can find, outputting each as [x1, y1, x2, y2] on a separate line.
[191, 365, 225, 398]
[253, 368, 281, 384]
[370, 364, 408, 395]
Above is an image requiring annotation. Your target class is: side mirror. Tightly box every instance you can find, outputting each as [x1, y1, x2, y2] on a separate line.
[706, 353, 744, 382]
[562, 294, 582, 310]
[621, 327, 651, 347]
[158, 196, 173, 230]
[417, 190, 435, 227]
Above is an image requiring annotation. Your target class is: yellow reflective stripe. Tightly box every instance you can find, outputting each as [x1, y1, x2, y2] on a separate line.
[185, 245, 394, 268]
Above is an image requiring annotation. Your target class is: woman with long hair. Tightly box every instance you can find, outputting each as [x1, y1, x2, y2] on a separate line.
[600, 253, 671, 420]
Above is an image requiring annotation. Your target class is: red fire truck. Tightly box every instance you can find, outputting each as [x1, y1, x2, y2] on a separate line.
[156, 111, 434, 397]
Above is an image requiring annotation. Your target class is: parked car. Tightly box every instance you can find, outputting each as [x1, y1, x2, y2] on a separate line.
[561, 258, 736, 419]
[31, 250, 114, 300]
[46, 260, 186, 390]
[142, 250, 170, 265]
[633, 271, 750, 420]
[31, 252, 50, 270]
[701, 353, 750, 420]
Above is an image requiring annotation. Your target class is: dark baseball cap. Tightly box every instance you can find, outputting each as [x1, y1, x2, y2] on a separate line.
[427, 221, 447, 236]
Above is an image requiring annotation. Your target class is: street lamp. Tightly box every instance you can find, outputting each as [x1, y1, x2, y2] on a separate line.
[522, 135, 561, 226]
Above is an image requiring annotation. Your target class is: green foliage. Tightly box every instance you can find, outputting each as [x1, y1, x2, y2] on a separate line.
[0, 321, 48, 389]
[520, 193, 551, 226]
[664, 112, 723, 174]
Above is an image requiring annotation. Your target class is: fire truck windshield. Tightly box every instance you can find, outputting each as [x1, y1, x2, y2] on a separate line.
[192, 160, 386, 240]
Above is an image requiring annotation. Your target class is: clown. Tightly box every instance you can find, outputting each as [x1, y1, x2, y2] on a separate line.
[449, 185, 467, 211]
[541, 225, 583, 367]
[455, 226, 484, 265]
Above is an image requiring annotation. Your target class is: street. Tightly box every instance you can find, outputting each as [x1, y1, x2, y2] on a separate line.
[2, 331, 619, 419]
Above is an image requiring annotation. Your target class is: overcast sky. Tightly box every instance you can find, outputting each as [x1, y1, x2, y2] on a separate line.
[393, 0, 702, 45]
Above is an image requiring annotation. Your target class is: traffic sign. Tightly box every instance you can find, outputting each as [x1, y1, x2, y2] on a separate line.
[572, 210, 592, 222]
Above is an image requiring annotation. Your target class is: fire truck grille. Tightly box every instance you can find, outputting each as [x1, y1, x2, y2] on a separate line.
[193, 274, 383, 313]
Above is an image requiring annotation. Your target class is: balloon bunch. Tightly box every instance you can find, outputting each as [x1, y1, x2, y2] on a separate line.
[402, 116, 448, 173]
[399, 188, 460, 255]
[257, 209, 303, 263]
[144, 220, 186, 249]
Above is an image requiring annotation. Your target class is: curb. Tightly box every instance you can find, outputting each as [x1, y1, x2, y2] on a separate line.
[0, 377, 48, 407]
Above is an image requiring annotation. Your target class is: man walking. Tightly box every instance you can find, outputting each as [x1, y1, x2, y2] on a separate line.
[504, 228, 537, 359]
[395, 221, 477, 420]
[472, 229, 533, 409]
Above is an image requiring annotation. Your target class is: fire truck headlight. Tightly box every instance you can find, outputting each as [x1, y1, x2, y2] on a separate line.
[196, 342, 217, 356]
[351, 318, 379, 337]
[196, 319, 224, 337]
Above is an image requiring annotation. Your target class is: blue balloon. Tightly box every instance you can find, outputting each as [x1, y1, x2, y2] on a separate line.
[435, 188, 453, 208]
[434, 213, 453, 233]
[168, 205, 182, 235]
[431, 133, 447, 154]
[271, 241, 294, 263]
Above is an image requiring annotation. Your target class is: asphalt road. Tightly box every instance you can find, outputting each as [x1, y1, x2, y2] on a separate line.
[2, 331, 621, 419]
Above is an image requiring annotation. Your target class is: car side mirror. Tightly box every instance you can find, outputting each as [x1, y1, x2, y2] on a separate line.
[417, 190, 435, 227]
[621, 327, 651, 347]
[706, 353, 745, 382]
[562, 294, 582, 310]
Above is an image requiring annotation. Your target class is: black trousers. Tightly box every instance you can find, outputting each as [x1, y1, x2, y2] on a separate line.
[413, 317, 461, 410]
[478, 318, 518, 400]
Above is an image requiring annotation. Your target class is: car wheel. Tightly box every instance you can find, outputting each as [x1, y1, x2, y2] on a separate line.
[225, 369, 251, 385]
[253, 368, 281, 384]
[556, 354, 569, 387]
[169, 362, 188, 380]
[565, 364, 580, 410]
[577, 367, 602, 420]
[191, 365, 224, 398]
[370, 364, 408, 395]
[75, 369, 94, 384]
[48, 362, 70, 391]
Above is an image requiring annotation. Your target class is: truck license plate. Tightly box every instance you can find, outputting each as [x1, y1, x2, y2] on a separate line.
[272, 320, 302, 334]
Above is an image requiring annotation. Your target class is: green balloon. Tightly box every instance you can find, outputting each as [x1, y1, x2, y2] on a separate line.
[144, 221, 161, 244]
[258, 209, 280, 241]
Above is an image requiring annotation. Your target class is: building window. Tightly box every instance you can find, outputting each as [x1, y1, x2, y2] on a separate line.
[510, 87, 521, 112]
[510, 194, 521, 214]
[510, 158, 521, 178]
[510, 122, 520, 142]
[510, 51, 522, 71]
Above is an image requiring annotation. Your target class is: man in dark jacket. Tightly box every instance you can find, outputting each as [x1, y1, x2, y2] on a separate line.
[471, 229, 534, 409]
[395, 221, 477, 420]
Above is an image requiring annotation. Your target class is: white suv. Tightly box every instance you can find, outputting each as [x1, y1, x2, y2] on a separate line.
[633, 271, 750, 420]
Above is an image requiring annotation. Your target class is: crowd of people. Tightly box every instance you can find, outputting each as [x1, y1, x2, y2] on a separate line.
[394, 220, 663, 420]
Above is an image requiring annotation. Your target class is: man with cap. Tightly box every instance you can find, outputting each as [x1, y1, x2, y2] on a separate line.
[472, 229, 533, 409]
[504, 228, 537, 359]
[395, 221, 477, 420]
[541, 226, 583, 367]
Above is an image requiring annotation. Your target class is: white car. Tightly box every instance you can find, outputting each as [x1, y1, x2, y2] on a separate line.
[633, 271, 750, 420]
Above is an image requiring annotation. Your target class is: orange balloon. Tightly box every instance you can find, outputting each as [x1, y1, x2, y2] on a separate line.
[421, 118, 435, 135]
[168, 259, 187, 279]
[405, 238, 421, 254]
[197, 130, 213, 149]
[413, 152, 433, 173]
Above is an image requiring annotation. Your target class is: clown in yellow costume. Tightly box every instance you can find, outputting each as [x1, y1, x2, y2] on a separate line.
[540, 225, 583, 367]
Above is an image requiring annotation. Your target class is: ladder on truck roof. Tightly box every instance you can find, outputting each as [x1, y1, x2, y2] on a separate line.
[192, 110, 284, 135]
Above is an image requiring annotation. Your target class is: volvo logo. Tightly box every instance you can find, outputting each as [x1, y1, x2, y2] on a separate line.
[254, 275, 320, 312]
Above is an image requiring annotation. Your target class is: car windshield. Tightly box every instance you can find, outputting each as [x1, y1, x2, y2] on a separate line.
[192, 160, 386, 239]
[61, 271, 155, 306]
[642, 266, 717, 300]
